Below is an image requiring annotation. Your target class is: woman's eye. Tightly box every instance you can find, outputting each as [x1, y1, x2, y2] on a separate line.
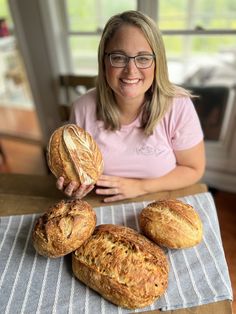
[137, 56, 150, 63]
[113, 55, 126, 62]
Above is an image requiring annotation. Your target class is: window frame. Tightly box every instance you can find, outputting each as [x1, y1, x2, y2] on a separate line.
[61, 0, 236, 73]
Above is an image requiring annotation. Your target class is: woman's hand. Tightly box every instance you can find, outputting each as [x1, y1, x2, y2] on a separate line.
[95, 175, 144, 202]
[56, 176, 94, 199]
[95, 140, 205, 203]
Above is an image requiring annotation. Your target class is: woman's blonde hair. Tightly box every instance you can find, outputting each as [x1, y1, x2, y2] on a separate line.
[96, 10, 190, 135]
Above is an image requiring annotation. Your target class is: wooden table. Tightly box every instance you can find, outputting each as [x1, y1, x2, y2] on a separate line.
[0, 173, 208, 217]
[0, 173, 232, 313]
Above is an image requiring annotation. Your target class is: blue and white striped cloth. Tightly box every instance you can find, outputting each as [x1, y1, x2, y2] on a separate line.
[0, 192, 233, 313]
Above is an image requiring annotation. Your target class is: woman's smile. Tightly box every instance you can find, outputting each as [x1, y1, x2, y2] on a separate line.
[119, 77, 142, 87]
[120, 78, 141, 84]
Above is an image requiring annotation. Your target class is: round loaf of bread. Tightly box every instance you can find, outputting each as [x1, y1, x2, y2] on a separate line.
[72, 224, 169, 309]
[47, 124, 104, 186]
[32, 199, 96, 258]
[139, 199, 203, 249]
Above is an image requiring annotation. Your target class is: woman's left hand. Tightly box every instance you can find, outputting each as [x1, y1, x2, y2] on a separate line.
[95, 175, 144, 202]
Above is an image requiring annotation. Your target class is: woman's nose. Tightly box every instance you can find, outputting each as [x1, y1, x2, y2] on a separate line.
[124, 58, 138, 73]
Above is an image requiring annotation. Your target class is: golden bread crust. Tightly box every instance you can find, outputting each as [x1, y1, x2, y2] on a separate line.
[32, 199, 96, 258]
[72, 224, 169, 309]
[47, 124, 104, 185]
[139, 199, 203, 249]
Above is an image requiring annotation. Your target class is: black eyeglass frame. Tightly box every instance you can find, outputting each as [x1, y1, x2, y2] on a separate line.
[104, 52, 156, 69]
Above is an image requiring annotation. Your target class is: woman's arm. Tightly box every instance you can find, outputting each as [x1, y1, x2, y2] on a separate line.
[95, 140, 205, 202]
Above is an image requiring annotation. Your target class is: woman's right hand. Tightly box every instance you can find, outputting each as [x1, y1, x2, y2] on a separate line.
[56, 176, 94, 199]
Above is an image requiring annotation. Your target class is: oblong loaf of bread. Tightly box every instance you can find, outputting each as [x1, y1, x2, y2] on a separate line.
[32, 199, 96, 258]
[139, 199, 203, 249]
[72, 224, 169, 309]
[47, 124, 104, 185]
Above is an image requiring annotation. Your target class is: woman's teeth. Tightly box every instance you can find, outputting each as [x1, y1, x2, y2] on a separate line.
[121, 79, 139, 84]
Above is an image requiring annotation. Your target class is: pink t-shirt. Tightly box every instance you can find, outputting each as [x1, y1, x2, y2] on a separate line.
[70, 88, 203, 178]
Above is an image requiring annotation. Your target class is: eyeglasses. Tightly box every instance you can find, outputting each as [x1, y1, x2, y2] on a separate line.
[105, 52, 155, 69]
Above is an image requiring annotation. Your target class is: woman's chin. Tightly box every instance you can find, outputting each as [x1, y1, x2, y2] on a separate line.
[118, 85, 144, 99]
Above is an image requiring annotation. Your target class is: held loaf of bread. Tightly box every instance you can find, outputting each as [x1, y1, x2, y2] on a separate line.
[32, 199, 96, 258]
[47, 124, 104, 185]
[139, 199, 203, 249]
[72, 224, 169, 309]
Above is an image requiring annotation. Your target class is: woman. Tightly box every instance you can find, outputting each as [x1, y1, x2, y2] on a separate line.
[57, 10, 205, 202]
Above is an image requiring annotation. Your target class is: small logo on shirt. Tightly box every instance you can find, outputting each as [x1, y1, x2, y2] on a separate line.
[136, 144, 164, 156]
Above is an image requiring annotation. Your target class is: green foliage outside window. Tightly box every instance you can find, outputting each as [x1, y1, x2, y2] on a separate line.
[158, 0, 236, 30]
[66, 0, 136, 32]
[159, 0, 236, 57]
[0, 0, 12, 30]
[66, 0, 136, 73]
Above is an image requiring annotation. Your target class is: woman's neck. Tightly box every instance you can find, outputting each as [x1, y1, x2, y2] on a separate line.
[116, 96, 145, 125]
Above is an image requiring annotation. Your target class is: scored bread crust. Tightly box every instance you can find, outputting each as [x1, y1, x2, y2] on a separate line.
[32, 199, 96, 258]
[47, 124, 104, 185]
[139, 199, 203, 249]
[72, 224, 169, 309]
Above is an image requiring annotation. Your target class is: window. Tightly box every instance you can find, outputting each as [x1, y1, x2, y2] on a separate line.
[65, 0, 136, 75]
[156, 0, 236, 142]
[158, 0, 236, 30]
[158, 0, 236, 85]
[62, 0, 236, 88]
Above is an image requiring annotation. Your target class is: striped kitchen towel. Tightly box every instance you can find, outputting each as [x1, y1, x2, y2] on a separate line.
[0, 192, 233, 313]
